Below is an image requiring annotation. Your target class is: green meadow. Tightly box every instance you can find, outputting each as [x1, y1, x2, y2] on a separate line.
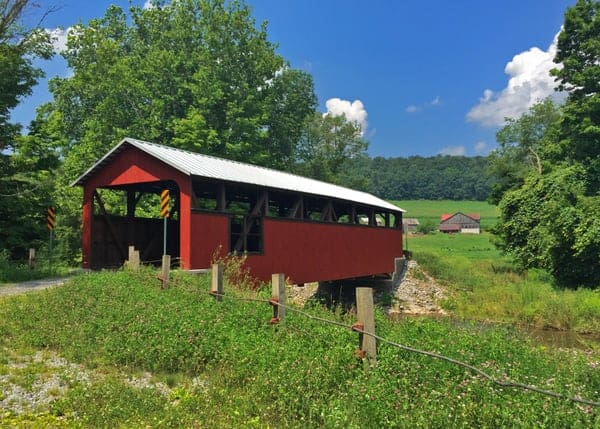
[392, 200, 600, 334]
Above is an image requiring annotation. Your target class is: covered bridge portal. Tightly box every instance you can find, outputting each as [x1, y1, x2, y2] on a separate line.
[73, 138, 404, 284]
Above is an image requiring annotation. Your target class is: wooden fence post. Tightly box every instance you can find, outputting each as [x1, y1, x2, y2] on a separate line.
[160, 254, 171, 289]
[356, 287, 376, 362]
[28, 248, 36, 270]
[126, 246, 140, 271]
[132, 249, 140, 270]
[271, 273, 286, 321]
[211, 263, 223, 301]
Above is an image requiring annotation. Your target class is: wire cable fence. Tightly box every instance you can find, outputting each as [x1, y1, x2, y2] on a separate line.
[206, 286, 600, 408]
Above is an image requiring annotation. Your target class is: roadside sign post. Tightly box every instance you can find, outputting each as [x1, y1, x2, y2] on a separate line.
[159, 190, 171, 288]
[160, 189, 170, 255]
[47, 207, 56, 272]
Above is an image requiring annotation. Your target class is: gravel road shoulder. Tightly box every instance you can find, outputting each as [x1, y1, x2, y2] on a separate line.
[0, 278, 68, 297]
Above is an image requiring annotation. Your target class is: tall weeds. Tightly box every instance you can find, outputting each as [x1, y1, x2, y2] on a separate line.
[415, 249, 600, 333]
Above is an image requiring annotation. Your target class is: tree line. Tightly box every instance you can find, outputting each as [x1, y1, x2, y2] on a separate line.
[361, 155, 493, 201]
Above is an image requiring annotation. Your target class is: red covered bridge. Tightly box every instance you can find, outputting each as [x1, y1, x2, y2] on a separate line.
[72, 138, 404, 284]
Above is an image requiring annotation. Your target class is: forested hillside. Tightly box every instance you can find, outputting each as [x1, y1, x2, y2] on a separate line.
[348, 155, 493, 201]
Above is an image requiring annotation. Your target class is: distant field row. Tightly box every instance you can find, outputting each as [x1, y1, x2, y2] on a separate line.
[391, 200, 499, 229]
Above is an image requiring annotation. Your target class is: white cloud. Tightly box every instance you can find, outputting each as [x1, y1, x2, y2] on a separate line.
[46, 27, 71, 53]
[406, 96, 441, 114]
[467, 31, 566, 127]
[324, 98, 368, 134]
[439, 145, 466, 156]
[474, 141, 488, 154]
[143, 0, 156, 9]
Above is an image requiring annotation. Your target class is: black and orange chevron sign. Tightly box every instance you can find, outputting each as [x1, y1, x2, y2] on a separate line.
[47, 207, 56, 230]
[160, 190, 170, 218]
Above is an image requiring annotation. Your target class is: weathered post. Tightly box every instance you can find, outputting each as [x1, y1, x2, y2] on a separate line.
[211, 263, 224, 301]
[356, 287, 376, 362]
[160, 254, 171, 289]
[126, 246, 140, 271]
[131, 249, 140, 271]
[28, 248, 36, 270]
[271, 273, 286, 322]
[128, 245, 134, 264]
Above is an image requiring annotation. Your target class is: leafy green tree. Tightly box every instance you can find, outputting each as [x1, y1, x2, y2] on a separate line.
[551, 0, 600, 194]
[1, 0, 53, 151]
[295, 112, 368, 184]
[488, 98, 562, 204]
[492, 0, 600, 287]
[0, 0, 54, 259]
[493, 166, 600, 286]
[50, 0, 316, 181]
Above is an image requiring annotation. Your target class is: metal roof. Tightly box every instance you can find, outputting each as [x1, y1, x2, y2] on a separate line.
[72, 138, 404, 213]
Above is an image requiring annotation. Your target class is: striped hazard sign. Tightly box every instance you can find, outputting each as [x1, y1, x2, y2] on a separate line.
[47, 207, 56, 230]
[160, 190, 170, 218]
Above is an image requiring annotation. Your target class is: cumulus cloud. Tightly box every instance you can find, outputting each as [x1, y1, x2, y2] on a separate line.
[405, 105, 420, 113]
[430, 96, 441, 106]
[439, 145, 466, 156]
[324, 98, 368, 134]
[144, 0, 156, 9]
[46, 27, 71, 53]
[467, 31, 565, 127]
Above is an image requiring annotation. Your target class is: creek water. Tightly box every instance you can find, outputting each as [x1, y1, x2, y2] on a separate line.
[388, 313, 600, 350]
[521, 326, 600, 350]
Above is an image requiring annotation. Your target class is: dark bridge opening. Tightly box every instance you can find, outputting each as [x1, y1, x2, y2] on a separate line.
[90, 180, 180, 269]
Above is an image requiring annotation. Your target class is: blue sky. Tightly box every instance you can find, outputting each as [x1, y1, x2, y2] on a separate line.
[12, 0, 574, 158]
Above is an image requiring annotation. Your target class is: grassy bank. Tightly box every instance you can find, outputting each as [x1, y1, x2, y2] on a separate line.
[1, 269, 599, 427]
[408, 232, 600, 333]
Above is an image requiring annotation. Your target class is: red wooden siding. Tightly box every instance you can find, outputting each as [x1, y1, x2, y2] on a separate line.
[189, 211, 229, 268]
[246, 218, 402, 284]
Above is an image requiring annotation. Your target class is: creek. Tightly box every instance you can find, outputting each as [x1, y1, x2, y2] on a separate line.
[388, 313, 600, 350]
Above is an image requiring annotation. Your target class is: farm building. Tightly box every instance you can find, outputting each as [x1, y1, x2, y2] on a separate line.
[72, 138, 405, 284]
[439, 213, 481, 234]
[402, 218, 420, 233]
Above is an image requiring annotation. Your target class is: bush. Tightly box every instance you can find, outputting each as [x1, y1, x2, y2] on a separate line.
[417, 219, 437, 234]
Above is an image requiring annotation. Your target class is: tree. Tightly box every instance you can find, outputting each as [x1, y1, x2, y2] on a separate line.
[49, 0, 316, 182]
[491, 0, 600, 287]
[0, 0, 53, 151]
[0, 0, 54, 259]
[551, 0, 600, 194]
[493, 166, 600, 286]
[488, 98, 562, 204]
[295, 112, 368, 184]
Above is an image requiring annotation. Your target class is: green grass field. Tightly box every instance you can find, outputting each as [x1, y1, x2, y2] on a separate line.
[407, 232, 502, 260]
